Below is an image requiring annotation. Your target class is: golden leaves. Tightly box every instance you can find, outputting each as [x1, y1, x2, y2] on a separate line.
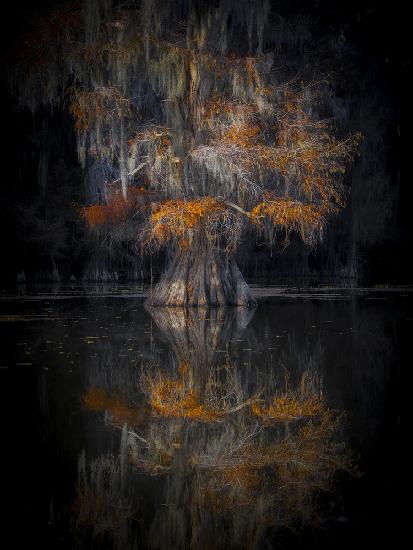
[201, 93, 240, 119]
[80, 186, 146, 228]
[80, 205, 108, 228]
[224, 123, 261, 148]
[146, 196, 229, 248]
[250, 196, 327, 239]
[197, 87, 361, 228]
[68, 86, 130, 132]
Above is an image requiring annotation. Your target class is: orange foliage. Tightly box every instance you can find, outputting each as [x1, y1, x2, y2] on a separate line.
[199, 88, 361, 223]
[224, 123, 261, 148]
[128, 127, 171, 153]
[202, 93, 236, 119]
[80, 186, 146, 228]
[147, 197, 227, 247]
[80, 205, 108, 228]
[69, 86, 130, 132]
[250, 195, 327, 240]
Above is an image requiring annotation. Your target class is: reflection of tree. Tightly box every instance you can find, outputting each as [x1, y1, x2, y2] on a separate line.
[144, 408, 353, 549]
[146, 305, 255, 370]
[73, 431, 139, 550]
[76, 307, 357, 549]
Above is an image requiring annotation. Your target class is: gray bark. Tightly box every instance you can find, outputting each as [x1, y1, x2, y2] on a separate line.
[146, 241, 256, 307]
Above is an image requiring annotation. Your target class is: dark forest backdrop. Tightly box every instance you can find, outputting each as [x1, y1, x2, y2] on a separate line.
[0, 0, 410, 286]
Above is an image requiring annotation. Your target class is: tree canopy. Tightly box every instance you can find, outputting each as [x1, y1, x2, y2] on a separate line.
[11, 0, 361, 303]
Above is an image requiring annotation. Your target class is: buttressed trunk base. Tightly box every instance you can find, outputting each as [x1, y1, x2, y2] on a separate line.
[147, 245, 256, 307]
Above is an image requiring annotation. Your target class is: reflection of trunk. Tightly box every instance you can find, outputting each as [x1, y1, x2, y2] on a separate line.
[147, 242, 256, 307]
[146, 306, 255, 371]
[145, 305, 256, 407]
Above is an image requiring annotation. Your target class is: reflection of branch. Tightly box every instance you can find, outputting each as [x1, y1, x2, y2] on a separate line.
[127, 430, 148, 445]
[219, 395, 262, 415]
[226, 424, 262, 458]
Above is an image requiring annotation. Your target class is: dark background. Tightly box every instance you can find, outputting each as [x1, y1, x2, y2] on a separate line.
[0, 0, 411, 287]
[0, 4, 406, 548]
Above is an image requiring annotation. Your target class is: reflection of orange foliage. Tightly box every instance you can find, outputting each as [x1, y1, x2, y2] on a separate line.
[73, 485, 126, 531]
[178, 362, 191, 375]
[204, 468, 260, 512]
[251, 393, 324, 421]
[149, 376, 218, 422]
[80, 186, 146, 228]
[203, 407, 353, 517]
[82, 386, 107, 410]
[274, 409, 351, 489]
[148, 197, 227, 247]
[82, 386, 142, 427]
[220, 463, 261, 490]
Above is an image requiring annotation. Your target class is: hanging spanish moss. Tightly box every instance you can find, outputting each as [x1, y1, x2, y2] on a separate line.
[8, 0, 392, 303]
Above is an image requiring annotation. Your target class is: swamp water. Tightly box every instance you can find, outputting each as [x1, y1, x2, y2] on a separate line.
[1, 286, 405, 549]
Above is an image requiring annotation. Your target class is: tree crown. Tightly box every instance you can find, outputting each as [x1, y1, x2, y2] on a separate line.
[12, 0, 361, 253]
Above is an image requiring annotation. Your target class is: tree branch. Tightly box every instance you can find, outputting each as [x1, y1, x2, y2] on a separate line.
[110, 162, 147, 186]
[215, 196, 251, 218]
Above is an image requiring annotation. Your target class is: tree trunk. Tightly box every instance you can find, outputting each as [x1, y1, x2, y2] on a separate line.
[146, 242, 256, 307]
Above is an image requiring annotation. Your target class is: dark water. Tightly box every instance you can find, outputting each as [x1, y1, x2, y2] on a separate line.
[2, 286, 406, 549]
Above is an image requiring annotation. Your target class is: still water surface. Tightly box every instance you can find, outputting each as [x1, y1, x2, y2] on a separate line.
[2, 286, 405, 549]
